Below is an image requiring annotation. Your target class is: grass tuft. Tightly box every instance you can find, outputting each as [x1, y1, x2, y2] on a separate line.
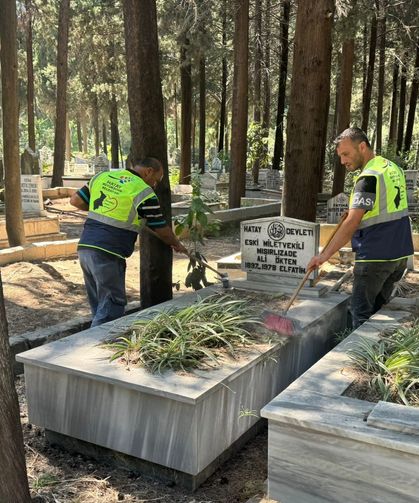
[104, 294, 262, 373]
[347, 321, 419, 406]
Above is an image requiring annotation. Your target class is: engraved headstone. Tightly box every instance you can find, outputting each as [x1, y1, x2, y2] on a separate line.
[241, 216, 320, 292]
[21, 174, 45, 215]
[327, 192, 349, 223]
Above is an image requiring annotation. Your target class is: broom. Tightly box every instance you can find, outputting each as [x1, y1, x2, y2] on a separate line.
[263, 211, 348, 336]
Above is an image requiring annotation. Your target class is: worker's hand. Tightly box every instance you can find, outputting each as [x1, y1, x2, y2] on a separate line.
[306, 254, 325, 272]
[172, 241, 188, 255]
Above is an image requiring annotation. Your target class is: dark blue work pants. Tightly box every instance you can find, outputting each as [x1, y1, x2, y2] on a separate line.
[351, 258, 407, 329]
[78, 247, 127, 327]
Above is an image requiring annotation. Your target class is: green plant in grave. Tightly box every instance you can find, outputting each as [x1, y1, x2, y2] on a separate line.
[347, 322, 419, 406]
[104, 294, 261, 373]
[174, 173, 221, 290]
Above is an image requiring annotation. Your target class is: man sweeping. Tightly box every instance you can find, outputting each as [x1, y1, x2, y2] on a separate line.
[307, 127, 413, 328]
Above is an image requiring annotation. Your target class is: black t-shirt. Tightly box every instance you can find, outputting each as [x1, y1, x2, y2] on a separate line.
[350, 176, 377, 211]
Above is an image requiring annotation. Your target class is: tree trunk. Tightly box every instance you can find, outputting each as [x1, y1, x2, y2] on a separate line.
[397, 52, 408, 153]
[102, 119, 108, 155]
[0, 273, 31, 501]
[218, 0, 227, 153]
[180, 36, 192, 184]
[375, 2, 386, 154]
[229, 0, 249, 209]
[262, 0, 271, 132]
[199, 54, 206, 174]
[81, 112, 88, 154]
[92, 95, 100, 156]
[174, 83, 179, 149]
[283, 0, 334, 221]
[361, 13, 377, 134]
[65, 114, 71, 161]
[76, 115, 83, 152]
[192, 99, 197, 166]
[272, 0, 290, 170]
[251, 0, 262, 184]
[332, 38, 354, 196]
[0, 0, 26, 246]
[51, 0, 70, 187]
[388, 57, 399, 148]
[404, 39, 419, 152]
[110, 94, 119, 168]
[362, 20, 368, 94]
[26, 0, 36, 153]
[123, 0, 173, 308]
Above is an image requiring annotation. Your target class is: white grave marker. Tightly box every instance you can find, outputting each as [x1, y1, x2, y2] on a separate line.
[327, 192, 349, 223]
[21, 175, 45, 215]
[405, 170, 418, 211]
[241, 216, 319, 280]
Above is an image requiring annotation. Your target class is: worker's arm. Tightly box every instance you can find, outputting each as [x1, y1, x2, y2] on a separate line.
[151, 226, 188, 254]
[307, 208, 365, 270]
[70, 186, 89, 211]
[137, 195, 188, 254]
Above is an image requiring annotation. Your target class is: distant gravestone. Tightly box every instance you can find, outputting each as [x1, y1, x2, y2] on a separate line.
[93, 153, 109, 174]
[173, 184, 193, 196]
[327, 192, 349, 223]
[405, 170, 418, 211]
[199, 172, 217, 190]
[210, 157, 222, 173]
[240, 216, 322, 294]
[21, 174, 45, 216]
[21, 147, 40, 175]
[266, 170, 282, 190]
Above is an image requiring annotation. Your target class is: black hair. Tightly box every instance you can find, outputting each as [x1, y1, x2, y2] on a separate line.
[132, 157, 162, 171]
[334, 127, 371, 148]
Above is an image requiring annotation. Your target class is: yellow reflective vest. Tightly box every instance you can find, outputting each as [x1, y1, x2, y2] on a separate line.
[349, 156, 413, 262]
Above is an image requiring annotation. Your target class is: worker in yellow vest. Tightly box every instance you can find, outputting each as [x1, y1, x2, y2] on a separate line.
[70, 157, 187, 326]
[308, 127, 413, 328]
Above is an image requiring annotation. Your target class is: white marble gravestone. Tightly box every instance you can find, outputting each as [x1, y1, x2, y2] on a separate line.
[240, 216, 323, 295]
[210, 157, 222, 173]
[326, 192, 349, 223]
[405, 170, 418, 212]
[266, 170, 282, 191]
[199, 172, 217, 190]
[21, 175, 45, 216]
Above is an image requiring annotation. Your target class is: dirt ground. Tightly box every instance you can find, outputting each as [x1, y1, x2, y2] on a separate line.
[3, 203, 244, 338]
[5, 202, 419, 502]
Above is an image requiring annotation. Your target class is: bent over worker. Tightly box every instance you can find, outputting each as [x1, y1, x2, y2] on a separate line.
[307, 127, 413, 328]
[70, 157, 187, 327]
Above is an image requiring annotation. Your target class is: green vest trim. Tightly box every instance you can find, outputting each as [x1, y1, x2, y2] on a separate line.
[87, 170, 155, 233]
[349, 156, 409, 230]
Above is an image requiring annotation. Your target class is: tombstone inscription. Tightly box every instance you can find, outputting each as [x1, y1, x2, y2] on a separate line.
[327, 192, 349, 223]
[21, 175, 45, 215]
[241, 216, 320, 291]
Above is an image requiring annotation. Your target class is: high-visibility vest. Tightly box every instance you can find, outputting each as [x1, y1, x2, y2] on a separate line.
[350, 156, 413, 261]
[87, 170, 155, 233]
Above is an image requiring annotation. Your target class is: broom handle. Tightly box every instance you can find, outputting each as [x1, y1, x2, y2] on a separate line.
[283, 211, 349, 315]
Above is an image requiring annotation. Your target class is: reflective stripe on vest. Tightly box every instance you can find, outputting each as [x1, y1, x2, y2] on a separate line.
[87, 170, 155, 233]
[350, 156, 409, 230]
